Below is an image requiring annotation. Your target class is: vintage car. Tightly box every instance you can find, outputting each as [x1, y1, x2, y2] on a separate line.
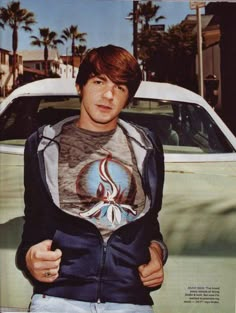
[0, 78, 236, 313]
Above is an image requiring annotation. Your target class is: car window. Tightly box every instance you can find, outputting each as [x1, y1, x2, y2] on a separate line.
[0, 97, 40, 144]
[0, 96, 234, 154]
[121, 99, 235, 154]
[37, 96, 80, 126]
[0, 96, 80, 145]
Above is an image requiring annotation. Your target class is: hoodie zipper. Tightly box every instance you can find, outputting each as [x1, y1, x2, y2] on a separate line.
[97, 241, 107, 303]
[96, 228, 122, 303]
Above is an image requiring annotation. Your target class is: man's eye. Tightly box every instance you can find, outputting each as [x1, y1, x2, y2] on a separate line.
[117, 85, 126, 92]
[94, 79, 102, 84]
[92, 77, 103, 84]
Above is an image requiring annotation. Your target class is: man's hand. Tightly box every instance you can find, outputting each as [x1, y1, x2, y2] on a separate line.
[138, 242, 164, 288]
[26, 240, 62, 283]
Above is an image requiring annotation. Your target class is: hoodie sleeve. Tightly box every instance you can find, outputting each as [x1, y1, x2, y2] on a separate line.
[16, 130, 55, 280]
[148, 129, 168, 265]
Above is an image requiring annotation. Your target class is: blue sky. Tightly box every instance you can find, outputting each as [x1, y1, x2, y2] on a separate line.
[0, 0, 196, 55]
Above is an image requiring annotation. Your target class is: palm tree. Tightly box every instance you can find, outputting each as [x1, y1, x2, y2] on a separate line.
[31, 28, 64, 76]
[138, 1, 165, 31]
[61, 25, 87, 77]
[126, 1, 139, 58]
[127, 1, 165, 66]
[0, 1, 36, 88]
[153, 23, 197, 88]
[137, 28, 162, 66]
[131, 1, 165, 78]
[167, 23, 197, 86]
[75, 45, 87, 59]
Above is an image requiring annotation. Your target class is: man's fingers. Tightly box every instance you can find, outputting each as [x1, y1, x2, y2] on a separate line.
[31, 258, 61, 271]
[39, 269, 59, 283]
[42, 267, 59, 277]
[42, 239, 53, 250]
[26, 240, 62, 282]
[34, 248, 62, 261]
[138, 261, 160, 278]
[142, 279, 163, 287]
[139, 271, 163, 282]
[34, 240, 62, 260]
[139, 267, 164, 287]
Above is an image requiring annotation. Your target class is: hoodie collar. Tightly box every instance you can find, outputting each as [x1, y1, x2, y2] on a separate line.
[38, 115, 153, 152]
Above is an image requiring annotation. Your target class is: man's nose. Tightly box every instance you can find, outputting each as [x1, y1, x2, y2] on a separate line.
[103, 86, 115, 99]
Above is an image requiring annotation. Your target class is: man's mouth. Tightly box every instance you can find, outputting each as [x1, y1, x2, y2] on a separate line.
[97, 104, 112, 111]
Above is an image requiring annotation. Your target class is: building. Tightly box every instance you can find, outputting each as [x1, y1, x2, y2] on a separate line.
[20, 49, 78, 80]
[182, 14, 221, 109]
[0, 48, 23, 97]
[0, 48, 79, 97]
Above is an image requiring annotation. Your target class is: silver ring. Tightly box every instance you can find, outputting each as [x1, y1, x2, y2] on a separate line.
[44, 271, 51, 278]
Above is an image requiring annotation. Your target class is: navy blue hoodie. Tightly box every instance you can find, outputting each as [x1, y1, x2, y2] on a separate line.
[16, 117, 167, 305]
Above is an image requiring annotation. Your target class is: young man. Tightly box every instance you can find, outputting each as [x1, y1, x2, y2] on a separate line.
[17, 45, 167, 313]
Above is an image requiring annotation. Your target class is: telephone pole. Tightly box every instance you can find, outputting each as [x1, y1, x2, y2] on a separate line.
[133, 1, 139, 59]
[190, 0, 206, 97]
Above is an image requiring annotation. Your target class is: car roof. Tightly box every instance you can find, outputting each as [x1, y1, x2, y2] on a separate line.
[1, 78, 207, 107]
[135, 80, 206, 106]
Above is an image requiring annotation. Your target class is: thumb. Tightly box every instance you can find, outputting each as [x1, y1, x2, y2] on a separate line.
[42, 240, 62, 258]
[41, 239, 53, 251]
[38, 240, 62, 260]
[138, 246, 161, 277]
[149, 245, 157, 262]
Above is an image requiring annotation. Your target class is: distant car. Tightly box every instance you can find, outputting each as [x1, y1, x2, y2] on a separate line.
[0, 78, 236, 313]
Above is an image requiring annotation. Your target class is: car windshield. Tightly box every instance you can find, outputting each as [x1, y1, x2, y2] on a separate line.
[0, 96, 234, 154]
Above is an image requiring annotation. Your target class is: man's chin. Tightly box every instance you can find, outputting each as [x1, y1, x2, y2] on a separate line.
[92, 115, 118, 125]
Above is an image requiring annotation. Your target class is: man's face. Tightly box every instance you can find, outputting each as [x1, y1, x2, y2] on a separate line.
[76, 74, 129, 131]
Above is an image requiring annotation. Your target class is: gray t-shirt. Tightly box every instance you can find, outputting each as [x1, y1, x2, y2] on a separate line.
[58, 121, 145, 241]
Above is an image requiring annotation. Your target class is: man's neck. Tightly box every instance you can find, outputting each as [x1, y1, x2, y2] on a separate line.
[76, 117, 118, 132]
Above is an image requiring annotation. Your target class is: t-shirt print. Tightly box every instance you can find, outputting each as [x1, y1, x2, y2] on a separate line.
[76, 151, 137, 226]
[58, 122, 145, 240]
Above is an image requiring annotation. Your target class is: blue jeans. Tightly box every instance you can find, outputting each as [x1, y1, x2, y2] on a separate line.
[30, 294, 154, 313]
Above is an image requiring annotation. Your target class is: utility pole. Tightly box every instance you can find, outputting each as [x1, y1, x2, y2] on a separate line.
[190, 0, 205, 97]
[133, 1, 139, 59]
[196, 4, 204, 97]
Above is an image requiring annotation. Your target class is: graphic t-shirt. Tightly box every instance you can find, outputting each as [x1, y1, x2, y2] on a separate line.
[58, 121, 145, 241]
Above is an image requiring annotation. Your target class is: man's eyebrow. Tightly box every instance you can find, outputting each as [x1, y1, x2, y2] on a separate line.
[93, 74, 107, 81]
[92, 74, 127, 87]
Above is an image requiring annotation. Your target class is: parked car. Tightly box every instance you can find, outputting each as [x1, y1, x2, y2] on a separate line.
[0, 78, 236, 313]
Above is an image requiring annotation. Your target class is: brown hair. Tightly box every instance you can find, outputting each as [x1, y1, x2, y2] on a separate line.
[76, 45, 142, 100]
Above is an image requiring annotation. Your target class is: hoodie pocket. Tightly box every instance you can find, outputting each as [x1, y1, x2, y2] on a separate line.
[52, 229, 102, 280]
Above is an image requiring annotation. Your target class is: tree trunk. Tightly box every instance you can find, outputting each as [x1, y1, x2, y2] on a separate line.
[44, 45, 49, 76]
[72, 38, 75, 78]
[12, 27, 18, 89]
[133, 1, 138, 59]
